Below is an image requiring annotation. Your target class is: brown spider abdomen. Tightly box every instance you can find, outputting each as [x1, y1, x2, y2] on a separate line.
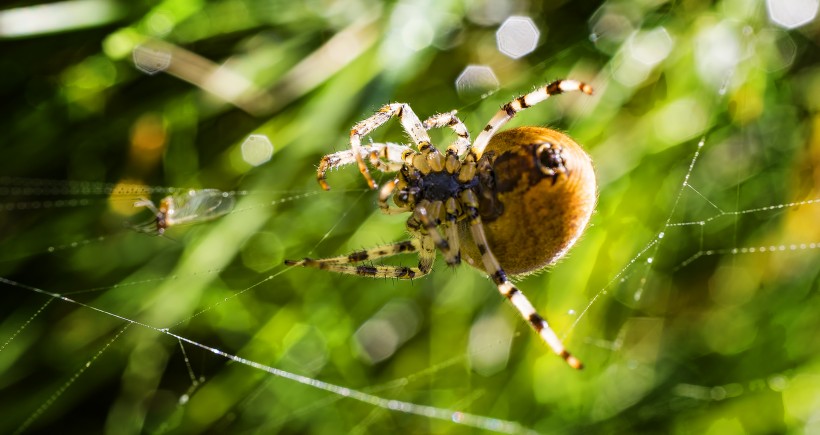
[461, 127, 597, 276]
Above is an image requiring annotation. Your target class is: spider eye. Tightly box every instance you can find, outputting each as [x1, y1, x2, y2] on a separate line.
[535, 142, 564, 174]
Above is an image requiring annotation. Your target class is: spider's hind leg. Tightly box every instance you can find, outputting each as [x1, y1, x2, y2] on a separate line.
[464, 198, 583, 369]
[286, 240, 417, 266]
[285, 237, 436, 280]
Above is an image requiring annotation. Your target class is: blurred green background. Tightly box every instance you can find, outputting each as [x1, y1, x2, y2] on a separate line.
[1, 0, 819, 433]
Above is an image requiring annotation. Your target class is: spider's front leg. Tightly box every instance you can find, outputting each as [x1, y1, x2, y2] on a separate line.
[317, 142, 415, 190]
[327, 103, 437, 190]
[422, 111, 471, 157]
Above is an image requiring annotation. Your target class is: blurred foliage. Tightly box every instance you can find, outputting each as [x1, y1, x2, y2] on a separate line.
[1, 0, 819, 434]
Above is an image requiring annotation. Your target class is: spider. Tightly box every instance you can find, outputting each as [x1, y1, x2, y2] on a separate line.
[286, 79, 596, 369]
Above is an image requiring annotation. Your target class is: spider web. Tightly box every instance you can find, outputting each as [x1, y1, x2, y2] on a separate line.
[1, 2, 819, 434]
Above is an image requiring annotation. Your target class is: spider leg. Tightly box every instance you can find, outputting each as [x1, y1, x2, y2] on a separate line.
[441, 221, 461, 266]
[421, 217, 462, 267]
[442, 197, 462, 266]
[318, 143, 415, 188]
[286, 240, 416, 265]
[461, 191, 583, 369]
[334, 103, 436, 190]
[412, 201, 461, 266]
[470, 79, 593, 159]
[285, 236, 435, 279]
[413, 202, 448, 251]
[422, 110, 471, 156]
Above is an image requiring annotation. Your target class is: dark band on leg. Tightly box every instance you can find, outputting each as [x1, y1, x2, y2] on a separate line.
[356, 265, 378, 276]
[528, 313, 545, 332]
[348, 251, 369, 262]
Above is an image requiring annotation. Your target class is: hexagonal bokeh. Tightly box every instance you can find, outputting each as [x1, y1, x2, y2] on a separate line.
[588, 5, 635, 54]
[496, 16, 540, 59]
[132, 45, 172, 75]
[758, 29, 798, 72]
[766, 0, 819, 29]
[241, 134, 274, 167]
[455, 65, 499, 97]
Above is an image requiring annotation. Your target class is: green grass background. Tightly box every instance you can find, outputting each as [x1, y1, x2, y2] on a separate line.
[1, 0, 819, 433]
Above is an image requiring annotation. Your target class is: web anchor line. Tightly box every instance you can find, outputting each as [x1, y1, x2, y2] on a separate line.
[674, 242, 820, 272]
[567, 136, 707, 336]
[667, 197, 820, 228]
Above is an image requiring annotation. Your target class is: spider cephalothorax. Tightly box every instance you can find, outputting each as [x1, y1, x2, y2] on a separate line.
[287, 80, 596, 369]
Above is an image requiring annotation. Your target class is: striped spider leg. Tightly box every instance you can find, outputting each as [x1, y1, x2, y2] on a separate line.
[472, 217, 583, 369]
[411, 200, 462, 267]
[284, 228, 438, 280]
[318, 142, 415, 180]
[470, 79, 593, 159]
[460, 193, 584, 369]
[422, 110, 471, 156]
[320, 103, 442, 190]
